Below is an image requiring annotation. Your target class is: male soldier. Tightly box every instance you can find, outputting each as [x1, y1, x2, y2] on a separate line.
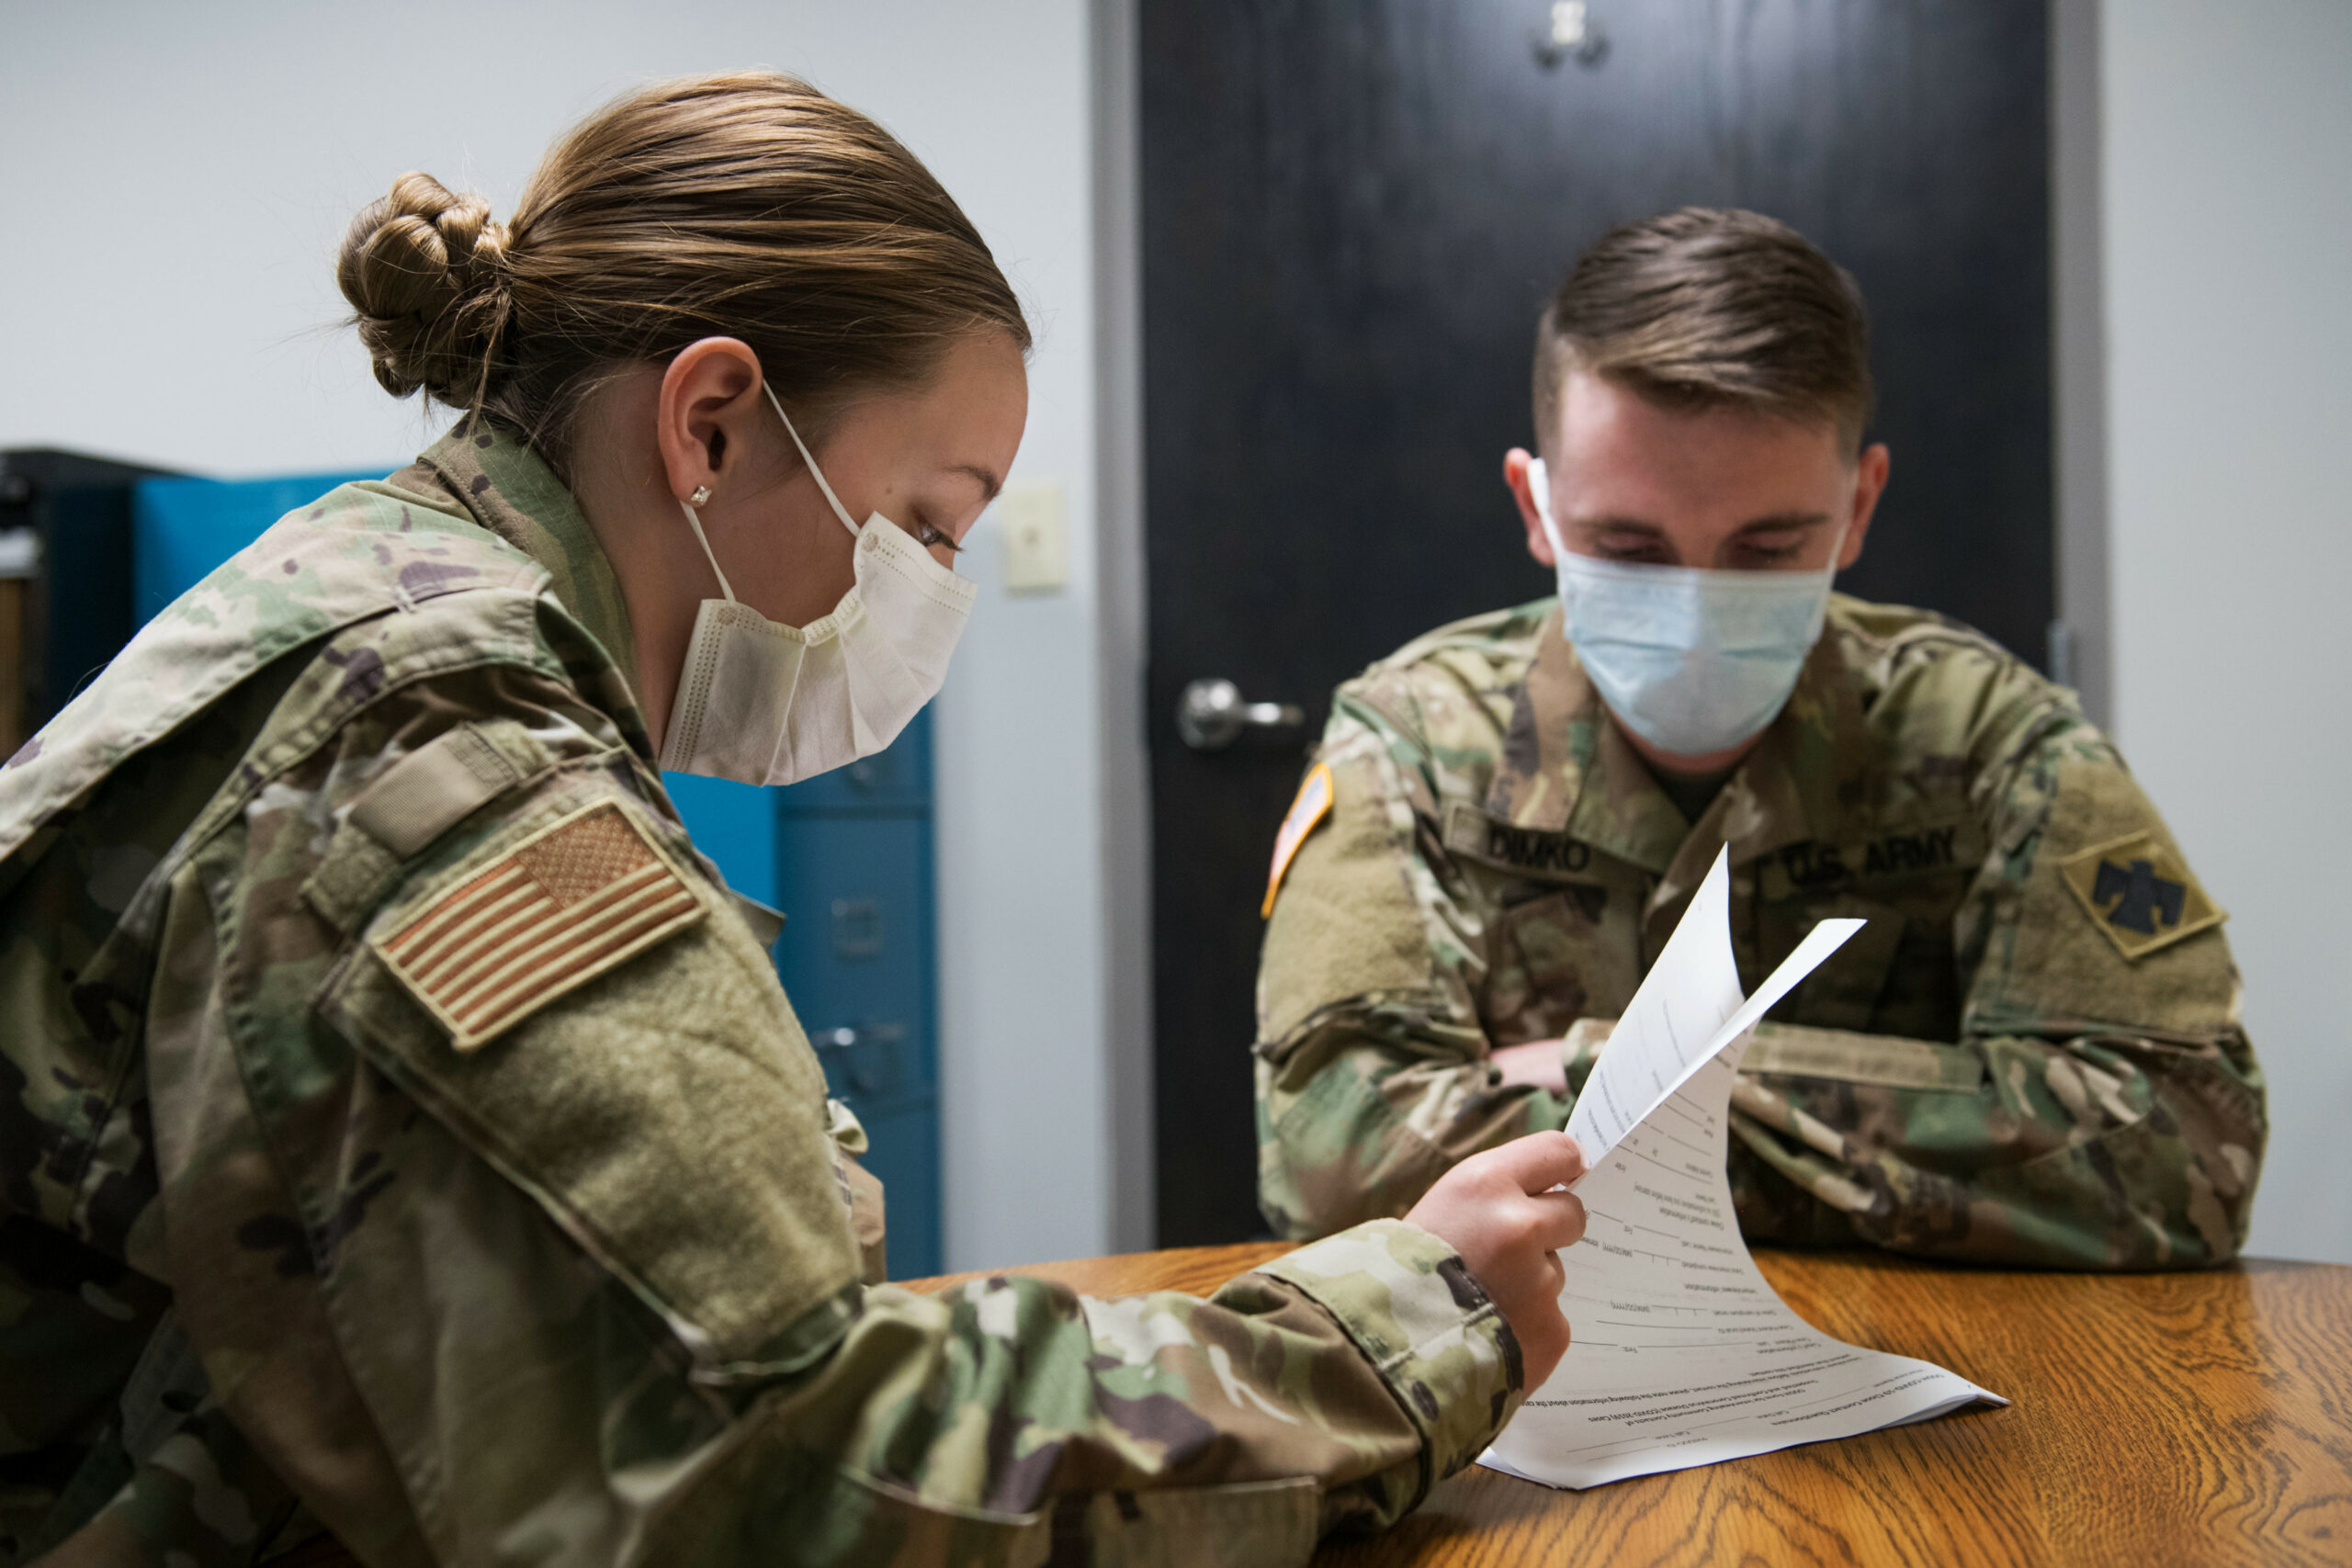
[1255, 208, 2265, 1269]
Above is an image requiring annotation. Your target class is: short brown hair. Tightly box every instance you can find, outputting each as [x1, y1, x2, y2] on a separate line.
[337, 72, 1029, 476]
[1532, 208, 1873, 457]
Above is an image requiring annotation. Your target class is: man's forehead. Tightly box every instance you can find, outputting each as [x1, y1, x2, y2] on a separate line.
[1555, 372, 1839, 457]
[1551, 375, 1849, 513]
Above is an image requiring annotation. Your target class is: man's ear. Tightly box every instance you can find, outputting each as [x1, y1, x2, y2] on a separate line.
[1504, 447, 1556, 568]
[655, 338, 766, 505]
[1838, 443, 1891, 571]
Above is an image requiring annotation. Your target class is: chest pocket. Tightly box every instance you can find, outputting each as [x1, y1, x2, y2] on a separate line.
[1486, 879, 1642, 1044]
[1753, 818, 1984, 1039]
[1755, 889, 1909, 1032]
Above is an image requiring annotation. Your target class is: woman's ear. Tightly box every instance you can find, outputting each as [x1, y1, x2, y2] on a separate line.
[655, 338, 766, 505]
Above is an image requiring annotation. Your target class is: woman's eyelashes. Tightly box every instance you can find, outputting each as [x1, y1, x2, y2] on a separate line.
[908, 513, 963, 553]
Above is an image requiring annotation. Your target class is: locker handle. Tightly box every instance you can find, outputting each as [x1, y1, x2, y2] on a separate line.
[815, 1023, 907, 1052]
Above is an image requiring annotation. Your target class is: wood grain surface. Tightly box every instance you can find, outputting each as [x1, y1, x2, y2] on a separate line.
[904, 1244, 2352, 1567]
[277, 1245, 2352, 1567]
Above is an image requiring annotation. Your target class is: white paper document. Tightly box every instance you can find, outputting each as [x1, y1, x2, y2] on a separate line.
[1482, 847, 2006, 1490]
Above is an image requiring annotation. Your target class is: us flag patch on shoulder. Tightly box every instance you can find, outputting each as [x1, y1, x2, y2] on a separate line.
[374, 800, 705, 1051]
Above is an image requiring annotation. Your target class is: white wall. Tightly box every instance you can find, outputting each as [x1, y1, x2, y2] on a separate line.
[2102, 1, 2352, 1264]
[0, 0, 1116, 1269]
[16, 0, 2344, 1274]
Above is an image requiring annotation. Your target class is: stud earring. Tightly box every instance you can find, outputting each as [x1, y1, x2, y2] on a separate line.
[687, 485, 712, 507]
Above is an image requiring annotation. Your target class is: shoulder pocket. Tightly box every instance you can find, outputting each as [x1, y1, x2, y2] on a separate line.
[301, 719, 559, 933]
[369, 798, 705, 1052]
[315, 779, 862, 1380]
[1258, 755, 1432, 1043]
[1994, 756, 2237, 1038]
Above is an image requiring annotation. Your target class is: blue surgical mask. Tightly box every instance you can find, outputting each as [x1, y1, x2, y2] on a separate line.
[1529, 457, 1839, 758]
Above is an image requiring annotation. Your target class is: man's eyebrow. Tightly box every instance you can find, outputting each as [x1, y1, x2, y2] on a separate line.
[950, 462, 1003, 503]
[1566, 511, 1832, 532]
[1733, 511, 1832, 532]
[1567, 513, 1668, 534]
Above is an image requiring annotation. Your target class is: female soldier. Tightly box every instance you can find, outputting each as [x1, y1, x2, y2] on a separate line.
[0, 73, 1585, 1567]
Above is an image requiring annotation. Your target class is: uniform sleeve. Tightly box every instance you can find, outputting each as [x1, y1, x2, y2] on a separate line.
[1724, 718, 2266, 1269]
[1255, 694, 1568, 1241]
[4, 1307, 317, 1566]
[825, 1098, 890, 1285]
[144, 660, 1522, 1568]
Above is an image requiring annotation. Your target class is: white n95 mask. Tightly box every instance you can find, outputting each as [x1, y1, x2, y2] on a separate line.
[659, 385, 978, 785]
[1529, 457, 1838, 758]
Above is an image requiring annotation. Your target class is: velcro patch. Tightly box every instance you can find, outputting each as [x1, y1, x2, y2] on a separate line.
[2057, 829, 2224, 963]
[1441, 800, 1595, 879]
[348, 724, 526, 858]
[374, 801, 705, 1050]
[1263, 762, 1335, 918]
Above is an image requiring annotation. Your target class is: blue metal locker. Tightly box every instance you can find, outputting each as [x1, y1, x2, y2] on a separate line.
[662, 730, 945, 1278]
[132, 471, 945, 1278]
[132, 471, 382, 624]
[763, 713, 944, 1279]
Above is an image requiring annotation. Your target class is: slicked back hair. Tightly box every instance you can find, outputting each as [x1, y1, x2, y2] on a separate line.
[1532, 208, 1873, 458]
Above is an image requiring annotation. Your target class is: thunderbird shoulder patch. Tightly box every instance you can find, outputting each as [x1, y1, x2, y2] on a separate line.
[2056, 829, 2224, 962]
[1263, 762, 1336, 918]
[374, 800, 706, 1050]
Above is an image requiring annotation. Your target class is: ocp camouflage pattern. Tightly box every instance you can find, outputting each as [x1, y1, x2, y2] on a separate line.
[1, 423, 1521, 1566]
[1256, 597, 2266, 1269]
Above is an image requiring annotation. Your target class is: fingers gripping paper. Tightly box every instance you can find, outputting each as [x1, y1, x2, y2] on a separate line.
[1484, 847, 2005, 1490]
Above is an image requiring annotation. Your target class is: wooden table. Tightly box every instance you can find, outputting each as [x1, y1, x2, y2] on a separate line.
[279, 1243, 2351, 1566]
[908, 1243, 2352, 1567]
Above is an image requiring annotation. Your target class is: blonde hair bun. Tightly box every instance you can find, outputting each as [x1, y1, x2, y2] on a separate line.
[335, 73, 1028, 468]
[336, 171, 511, 402]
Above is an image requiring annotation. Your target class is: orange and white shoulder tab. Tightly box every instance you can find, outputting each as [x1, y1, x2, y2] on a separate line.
[1262, 761, 1336, 918]
[371, 799, 705, 1051]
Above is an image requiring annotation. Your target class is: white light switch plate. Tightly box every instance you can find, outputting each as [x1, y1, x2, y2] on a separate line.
[996, 483, 1067, 593]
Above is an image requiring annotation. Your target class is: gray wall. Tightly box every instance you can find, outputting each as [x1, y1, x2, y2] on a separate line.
[5, 0, 2344, 1269]
[0, 0, 1123, 1270]
[2100, 0, 2352, 1264]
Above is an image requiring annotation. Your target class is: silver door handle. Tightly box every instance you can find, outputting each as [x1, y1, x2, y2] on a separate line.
[1176, 679, 1305, 750]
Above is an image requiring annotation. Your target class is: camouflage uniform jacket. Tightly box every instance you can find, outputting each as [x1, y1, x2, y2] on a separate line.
[1257, 596, 2266, 1269]
[0, 424, 1522, 1567]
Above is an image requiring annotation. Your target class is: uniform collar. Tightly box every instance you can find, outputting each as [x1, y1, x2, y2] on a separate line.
[418, 419, 640, 690]
[1483, 601, 1871, 889]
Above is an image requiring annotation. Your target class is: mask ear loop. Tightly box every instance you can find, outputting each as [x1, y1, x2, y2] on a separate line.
[763, 382, 863, 539]
[1528, 457, 1569, 558]
[677, 500, 737, 603]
